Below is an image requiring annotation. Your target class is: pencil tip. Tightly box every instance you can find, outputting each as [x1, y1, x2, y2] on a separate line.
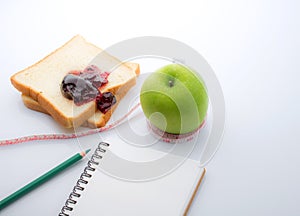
[85, 149, 91, 154]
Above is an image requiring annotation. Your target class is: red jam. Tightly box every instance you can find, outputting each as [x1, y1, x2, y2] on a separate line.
[60, 65, 116, 113]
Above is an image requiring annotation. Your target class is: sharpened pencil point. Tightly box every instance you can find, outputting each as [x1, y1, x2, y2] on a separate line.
[85, 149, 91, 154]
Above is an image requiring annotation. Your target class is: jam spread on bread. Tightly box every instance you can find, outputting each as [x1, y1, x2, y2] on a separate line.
[61, 65, 116, 113]
[61, 74, 99, 105]
[96, 92, 117, 113]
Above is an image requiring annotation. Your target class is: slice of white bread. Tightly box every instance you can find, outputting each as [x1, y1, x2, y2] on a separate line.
[21, 62, 140, 128]
[11, 35, 139, 128]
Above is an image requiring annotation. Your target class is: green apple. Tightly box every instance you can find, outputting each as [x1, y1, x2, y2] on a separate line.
[140, 64, 208, 134]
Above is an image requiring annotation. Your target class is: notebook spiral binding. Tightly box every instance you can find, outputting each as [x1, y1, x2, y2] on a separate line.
[59, 142, 110, 216]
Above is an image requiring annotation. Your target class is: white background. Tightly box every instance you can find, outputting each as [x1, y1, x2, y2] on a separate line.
[0, 0, 300, 215]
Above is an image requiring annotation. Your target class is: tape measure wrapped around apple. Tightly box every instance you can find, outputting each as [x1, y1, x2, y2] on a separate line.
[140, 64, 208, 143]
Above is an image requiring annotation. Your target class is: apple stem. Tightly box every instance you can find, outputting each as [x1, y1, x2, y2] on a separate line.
[169, 80, 174, 87]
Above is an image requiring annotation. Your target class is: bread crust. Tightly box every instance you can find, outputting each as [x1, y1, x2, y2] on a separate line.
[21, 94, 48, 114]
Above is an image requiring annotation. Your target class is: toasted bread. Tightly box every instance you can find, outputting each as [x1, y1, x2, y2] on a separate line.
[11, 35, 139, 128]
[21, 62, 140, 128]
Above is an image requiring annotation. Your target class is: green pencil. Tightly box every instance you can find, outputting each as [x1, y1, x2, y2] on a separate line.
[0, 149, 91, 211]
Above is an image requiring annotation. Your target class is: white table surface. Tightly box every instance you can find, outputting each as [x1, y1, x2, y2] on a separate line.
[0, 0, 300, 215]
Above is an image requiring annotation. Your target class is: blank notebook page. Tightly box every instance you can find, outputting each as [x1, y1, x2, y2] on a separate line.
[70, 149, 205, 216]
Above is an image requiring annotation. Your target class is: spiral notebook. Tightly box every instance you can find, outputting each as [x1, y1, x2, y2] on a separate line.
[59, 142, 205, 216]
